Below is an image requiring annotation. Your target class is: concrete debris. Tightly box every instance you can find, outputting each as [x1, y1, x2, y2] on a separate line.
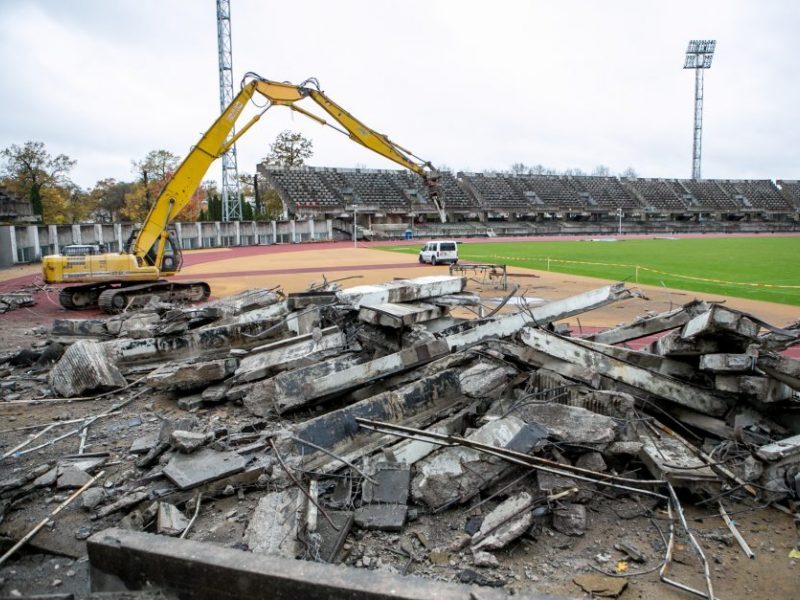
[7, 274, 800, 599]
[163, 449, 246, 490]
[157, 502, 189, 536]
[552, 503, 587, 536]
[354, 504, 408, 531]
[472, 491, 535, 550]
[246, 489, 304, 558]
[412, 416, 536, 508]
[512, 402, 617, 446]
[49, 339, 127, 397]
[146, 357, 238, 391]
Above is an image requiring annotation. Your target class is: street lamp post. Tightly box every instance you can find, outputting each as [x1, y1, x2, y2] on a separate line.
[617, 207, 622, 236]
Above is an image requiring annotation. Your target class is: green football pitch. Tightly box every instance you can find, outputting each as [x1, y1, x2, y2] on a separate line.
[380, 236, 800, 306]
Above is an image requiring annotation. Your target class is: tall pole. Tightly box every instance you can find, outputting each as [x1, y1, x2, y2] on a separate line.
[217, 0, 242, 222]
[684, 40, 715, 181]
[692, 67, 704, 180]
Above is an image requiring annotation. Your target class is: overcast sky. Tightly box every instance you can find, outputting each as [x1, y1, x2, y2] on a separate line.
[0, 0, 798, 189]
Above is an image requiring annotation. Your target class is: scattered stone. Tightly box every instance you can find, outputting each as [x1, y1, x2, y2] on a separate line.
[80, 487, 106, 510]
[170, 430, 208, 453]
[552, 504, 587, 536]
[573, 573, 627, 597]
[56, 466, 92, 490]
[157, 502, 189, 536]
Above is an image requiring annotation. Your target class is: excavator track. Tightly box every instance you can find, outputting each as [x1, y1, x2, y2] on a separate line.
[58, 281, 210, 313]
[97, 281, 211, 314]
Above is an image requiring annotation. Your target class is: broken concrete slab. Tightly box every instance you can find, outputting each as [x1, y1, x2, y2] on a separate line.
[411, 416, 536, 509]
[291, 369, 464, 475]
[51, 318, 109, 338]
[583, 300, 708, 345]
[337, 275, 466, 309]
[459, 361, 517, 398]
[358, 302, 445, 329]
[714, 375, 793, 403]
[314, 510, 354, 563]
[291, 339, 450, 407]
[129, 432, 160, 455]
[88, 527, 510, 600]
[354, 504, 408, 531]
[511, 402, 617, 446]
[552, 503, 587, 536]
[145, 358, 238, 391]
[756, 434, 800, 462]
[56, 465, 92, 490]
[519, 327, 730, 416]
[647, 329, 723, 357]
[637, 426, 718, 490]
[234, 326, 346, 384]
[163, 449, 246, 490]
[247, 352, 367, 417]
[472, 491, 535, 551]
[699, 353, 756, 373]
[362, 462, 411, 505]
[246, 489, 304, 558]
[157, 502, 188, 536]
[681, 305, 760, 341]
[49, 339, 127, 397]
[757, 352, 800, 391]
[573, 573, 627, 598]
[574, 337, 700, 381]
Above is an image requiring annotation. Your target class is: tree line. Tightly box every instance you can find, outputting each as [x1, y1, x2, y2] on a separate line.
[0, 130, 314, 225]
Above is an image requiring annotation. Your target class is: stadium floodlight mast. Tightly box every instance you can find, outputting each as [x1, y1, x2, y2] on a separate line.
[684, 40, 716, 179]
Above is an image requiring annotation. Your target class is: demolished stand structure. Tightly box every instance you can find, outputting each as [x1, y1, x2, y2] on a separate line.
[1, 274, 799, 598]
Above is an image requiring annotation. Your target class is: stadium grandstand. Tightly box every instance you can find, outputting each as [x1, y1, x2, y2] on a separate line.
[0, 185, 35, 223]
[258, 164, 799, 238]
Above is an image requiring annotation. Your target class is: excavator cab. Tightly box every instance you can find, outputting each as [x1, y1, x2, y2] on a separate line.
[150, 230, 183, 275]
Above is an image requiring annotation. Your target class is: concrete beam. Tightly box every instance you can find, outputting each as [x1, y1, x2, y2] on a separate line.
[519, 328, 729, 416]
[292, 339, 451, 405]
[585, 300, 708, 345]
[234, 326, 346, 384]
[757, 352, 800, 391]
[87, 528, 509, 600]
[446, 283, 633, 352]
[757, 434, 800, 462]
[337, 275, 466, 309]
[358, 302, 445, 329]
[699, 353, 756, 373]
[681, 305, 760, 341]
[714, 375, 793, 403]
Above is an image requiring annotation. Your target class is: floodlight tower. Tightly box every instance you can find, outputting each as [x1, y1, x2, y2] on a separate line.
[217, 0, 242, 221]
[684, 40, 716, 179]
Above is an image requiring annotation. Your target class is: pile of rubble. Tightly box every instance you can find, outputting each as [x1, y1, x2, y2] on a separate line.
[1, 274, 799, 598]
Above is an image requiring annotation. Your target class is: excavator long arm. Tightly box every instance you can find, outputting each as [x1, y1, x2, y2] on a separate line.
[134, 74, 444, 263]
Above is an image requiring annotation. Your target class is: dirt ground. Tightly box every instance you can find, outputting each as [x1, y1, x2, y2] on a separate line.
[1, 242, 799, 599]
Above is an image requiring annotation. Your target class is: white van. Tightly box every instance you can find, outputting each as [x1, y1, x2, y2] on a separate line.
[418, 240, 459, 265]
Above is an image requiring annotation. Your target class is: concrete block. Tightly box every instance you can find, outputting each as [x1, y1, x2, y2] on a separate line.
[49, 339, 127, 397]
[472, 491, 535, 550]
[163, 449, 246, 490]
[157, 502, 188, 536]
[354, 504, 408, 531]
[146, 358, 238, 391]
[552, 503, 587, 536]
[362, 463, 411, 505]
[358, 302, 445, 329]
[246, 489, 304, 558]
[513, 402, 617, 445]
[337, 275, 466, 309]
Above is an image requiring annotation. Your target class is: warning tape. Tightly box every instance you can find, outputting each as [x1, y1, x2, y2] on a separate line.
[465, 253, 800, 290]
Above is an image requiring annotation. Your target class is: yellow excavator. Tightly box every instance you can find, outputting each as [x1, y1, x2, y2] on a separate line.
[43, 73, 444, 313]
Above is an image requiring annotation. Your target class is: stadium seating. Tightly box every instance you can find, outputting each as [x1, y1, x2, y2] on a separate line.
[622, 178, 687, 211]
[260, 164, 798, 223]
[776, 180, 800, 209]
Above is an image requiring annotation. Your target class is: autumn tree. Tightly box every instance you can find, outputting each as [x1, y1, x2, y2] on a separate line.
[264, 130, 313, 167]
[0, 141, 76, 221]
[121, 150, 180, 221]
[90, 178, 132, 222]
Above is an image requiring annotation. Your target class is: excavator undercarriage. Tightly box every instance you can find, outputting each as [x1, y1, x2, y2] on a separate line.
[58, 281, 210, 313]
